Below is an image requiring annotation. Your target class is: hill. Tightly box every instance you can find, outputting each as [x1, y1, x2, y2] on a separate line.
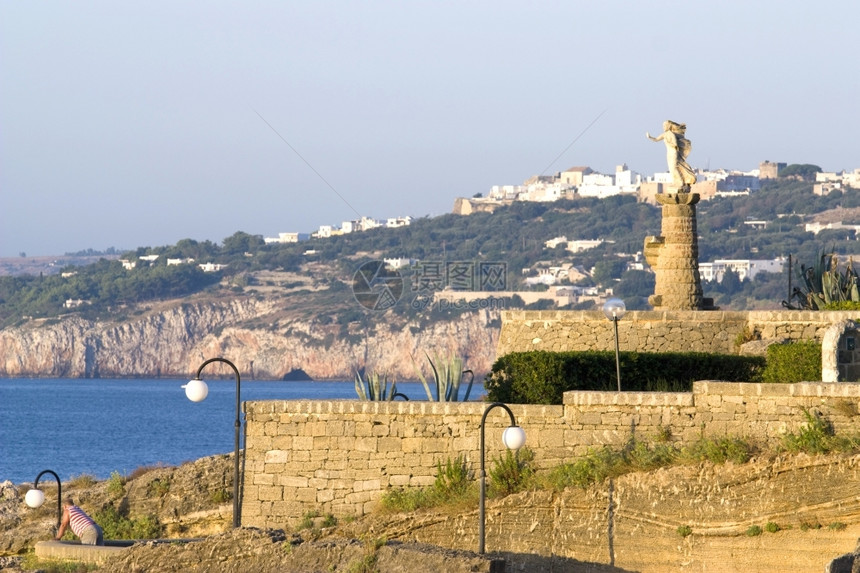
[2, 178, 860, 333]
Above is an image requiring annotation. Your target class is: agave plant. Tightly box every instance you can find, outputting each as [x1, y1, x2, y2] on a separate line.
[354, 371, 400, 401]
[791, 251, 860, 310]
[412, 352, 474, 402]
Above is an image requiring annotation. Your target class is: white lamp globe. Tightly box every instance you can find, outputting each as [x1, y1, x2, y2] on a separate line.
[501, 426, 526, 450]
[184, 379, 209, 402]
[25, 488, 45, 508]
[602, 298, 627, 321]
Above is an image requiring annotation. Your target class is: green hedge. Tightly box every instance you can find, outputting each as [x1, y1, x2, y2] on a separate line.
[484, 351, 766, 404]
[761, 341, 822, 383]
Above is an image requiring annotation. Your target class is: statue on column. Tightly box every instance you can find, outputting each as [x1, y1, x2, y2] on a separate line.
[647, 120, 697, 191]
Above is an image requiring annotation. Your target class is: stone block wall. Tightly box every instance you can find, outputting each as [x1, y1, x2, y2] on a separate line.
[241, 381, 860, 529]
[241, 400, 567, 529]
[497, 309, 860, 356]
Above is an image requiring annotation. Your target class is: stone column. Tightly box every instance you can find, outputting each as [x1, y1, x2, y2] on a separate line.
[644, 192, 704, 310]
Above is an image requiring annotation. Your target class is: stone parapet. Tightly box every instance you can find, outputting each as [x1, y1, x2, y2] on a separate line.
[497, 309, 860, 356]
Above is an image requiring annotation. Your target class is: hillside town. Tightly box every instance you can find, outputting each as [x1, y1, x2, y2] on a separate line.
[45, 160, 860, 313]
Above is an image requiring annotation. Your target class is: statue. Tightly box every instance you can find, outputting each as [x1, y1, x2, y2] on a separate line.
[647, 120, 696, 191]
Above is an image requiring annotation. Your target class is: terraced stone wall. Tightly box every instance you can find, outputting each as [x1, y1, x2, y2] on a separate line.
[241, 381, 860, 529]
[496, 309, 860, 355]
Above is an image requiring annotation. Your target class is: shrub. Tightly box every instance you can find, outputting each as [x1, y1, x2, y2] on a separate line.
[765, 521, 780, 533]
[379, 487, 432, 512]
[761, 341, 821, 383]
[147, 478, 170, 497]
[677, 525, 693, 537]
[546, 447, 621, 490]
[485, 351, 765, 404]
[746, 525, 763, 537]
[781, 409, 858, 454]
[296, 510, 320, 531]
[127, 463, 171, 481]
[93, 505, 163, 539]
[546, 435, 754, 491]
[489, 447, 535, 497]
[380, 455, 476, 512]
[67, 474, 98, 489]
[433, 455, 471, 499]
[678, 437, 754, 464]
[106, 471, 125, 499]
[321, 514, 338, 528]
[210, 488, 232, 504]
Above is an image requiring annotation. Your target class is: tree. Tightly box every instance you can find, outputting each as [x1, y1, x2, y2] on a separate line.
[614, 270, 655, 299]
[719, 268, 743, 295]
[592, 260, 627, 286]
[222, 232, 263, 255]
[779, 164, 822, 181]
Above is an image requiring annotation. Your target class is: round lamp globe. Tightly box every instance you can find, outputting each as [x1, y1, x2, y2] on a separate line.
[184, 379, 209, 402]
[25, 489, 45, 508]
[502, 426, 526, 450]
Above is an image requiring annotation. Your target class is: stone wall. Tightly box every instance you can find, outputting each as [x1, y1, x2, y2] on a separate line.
[497, 309, 860, 356]
[241, 381, 860, 529]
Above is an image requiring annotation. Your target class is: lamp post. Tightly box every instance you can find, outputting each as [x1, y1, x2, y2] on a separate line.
[183, 357, 242, 528]
[25, 469, 62, 532]
[479, 402, 526, 555]
[603, 298, 626, 392]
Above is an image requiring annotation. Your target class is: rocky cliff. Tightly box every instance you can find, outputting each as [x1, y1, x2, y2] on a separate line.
[0, 298, 499, 380]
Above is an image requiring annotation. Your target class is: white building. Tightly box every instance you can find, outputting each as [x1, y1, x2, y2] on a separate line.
[264, 232, 301, 244]
[544, 236, 568, 249]
[167, 257, 195, 266]
[383, 257, 414, 270]
[489, 185, 525, 200]
[699, 258, 786, 283]
[386, 216, 412, 228]
[198, 262, 228, 272]
[567, 239, 604, 253]
[805, 222, 860, 235]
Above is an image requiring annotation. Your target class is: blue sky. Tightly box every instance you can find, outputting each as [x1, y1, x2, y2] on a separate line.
[1, 1, 858, 257]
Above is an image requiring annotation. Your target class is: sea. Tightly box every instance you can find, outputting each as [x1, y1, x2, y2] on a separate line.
[0, 378, 484, 485]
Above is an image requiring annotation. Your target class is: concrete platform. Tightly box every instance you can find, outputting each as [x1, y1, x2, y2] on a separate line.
[34, 539, 203, 565]
[35, 540, 134, 565]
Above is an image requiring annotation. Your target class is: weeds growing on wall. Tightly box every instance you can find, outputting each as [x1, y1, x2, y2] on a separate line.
[488, 448, 535, 497]
[380, 451, 539, 513]
[545, 435, 755, 491]
[433, 455, 472, 498]
[378, 410, 860, 518]
[781, 408, 860, 453]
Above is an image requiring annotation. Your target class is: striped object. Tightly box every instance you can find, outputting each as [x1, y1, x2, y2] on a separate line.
[68, 505, 96, 537]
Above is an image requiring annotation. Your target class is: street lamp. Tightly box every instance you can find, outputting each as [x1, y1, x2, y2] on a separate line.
[479, 402, 526, 555]
[603, 297, 626, 392]
[183, 357, 242, 528]
[25, 469, 62, 532]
